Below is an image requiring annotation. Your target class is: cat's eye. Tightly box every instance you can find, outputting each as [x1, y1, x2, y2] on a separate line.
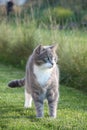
[43, 57, 49, 63]
[44, 57, 49, 61]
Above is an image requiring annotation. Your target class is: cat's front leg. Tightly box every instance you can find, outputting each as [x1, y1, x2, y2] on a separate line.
[33, 92, 44, 118]
[24, 90, 32, 108]
[47, 89, 58, 118]
[48, 101, 57, 118]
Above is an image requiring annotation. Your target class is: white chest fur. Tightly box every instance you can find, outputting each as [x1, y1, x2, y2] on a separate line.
[33, 64, 53, 86]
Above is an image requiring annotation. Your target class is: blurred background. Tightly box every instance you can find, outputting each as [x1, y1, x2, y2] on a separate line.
[0, 0, 87, 91]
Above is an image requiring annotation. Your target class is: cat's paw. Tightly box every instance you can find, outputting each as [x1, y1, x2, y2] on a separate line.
[50, 114, 56, 118]
[24, 103, 32, 108]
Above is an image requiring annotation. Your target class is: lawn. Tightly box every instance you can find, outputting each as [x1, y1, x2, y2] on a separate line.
[0, 63, 87, 130]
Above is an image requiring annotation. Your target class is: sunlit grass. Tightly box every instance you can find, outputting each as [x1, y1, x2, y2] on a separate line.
[0, 64, 87, 130]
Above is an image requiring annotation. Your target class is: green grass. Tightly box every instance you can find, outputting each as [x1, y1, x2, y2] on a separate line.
[0, 63, 87, 130]
[0, 20, 87, 90]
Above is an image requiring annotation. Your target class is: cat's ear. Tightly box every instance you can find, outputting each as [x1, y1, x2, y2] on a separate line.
[34, 45, 43, 55]
[50, 44, 58, 51]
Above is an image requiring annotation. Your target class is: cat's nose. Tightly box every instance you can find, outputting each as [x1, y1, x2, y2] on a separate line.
[50, 62, 54, 66]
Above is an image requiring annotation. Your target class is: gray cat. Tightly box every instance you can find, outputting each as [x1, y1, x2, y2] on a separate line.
[8, 45, 59, 118]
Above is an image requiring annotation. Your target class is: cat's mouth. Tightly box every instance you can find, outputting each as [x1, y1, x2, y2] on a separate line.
[43, 63, 54, 69]
[48, 65, 54, 69]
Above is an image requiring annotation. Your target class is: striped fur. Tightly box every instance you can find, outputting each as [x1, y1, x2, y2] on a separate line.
[8, 78, 25, 88]
[8, 45, 59, 118]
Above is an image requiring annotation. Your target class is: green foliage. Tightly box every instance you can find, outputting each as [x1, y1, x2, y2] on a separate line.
[0, 64, 87, 130]
[59, 36, 87, 91]
[39, 7, 74, 25]
[0, 20, 87, 91]
[29, 0, 87, 27]
[0, 22, 37, 68]
[81, 14, 87, 24]
[52, 7, 74, 24]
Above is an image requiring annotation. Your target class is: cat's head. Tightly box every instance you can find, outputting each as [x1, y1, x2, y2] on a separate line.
[33, 45, 58, 69]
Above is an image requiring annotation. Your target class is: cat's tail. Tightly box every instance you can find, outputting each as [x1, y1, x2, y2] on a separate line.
[8, 78, 25, 88]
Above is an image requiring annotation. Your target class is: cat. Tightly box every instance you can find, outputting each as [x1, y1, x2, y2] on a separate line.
[8, 45, 59, 118]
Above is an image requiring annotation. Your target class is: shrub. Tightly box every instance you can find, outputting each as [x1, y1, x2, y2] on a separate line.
[0, 22, 37, 68]
[8, 34, 35, 67]
[37, 8, 53, 26]
[52, 7, 75, 25]
[39, 7, 74, 26]
[59, 33, 87, 91]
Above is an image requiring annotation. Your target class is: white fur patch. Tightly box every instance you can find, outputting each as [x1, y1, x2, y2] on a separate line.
[24, 90, 32, 108]
[34, 64, 53, 86]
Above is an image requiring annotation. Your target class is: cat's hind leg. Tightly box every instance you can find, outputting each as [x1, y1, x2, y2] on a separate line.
[24, 90, 32, 108]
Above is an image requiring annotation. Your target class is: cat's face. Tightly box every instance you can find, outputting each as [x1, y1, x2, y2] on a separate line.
[33, 45, 57, 69]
